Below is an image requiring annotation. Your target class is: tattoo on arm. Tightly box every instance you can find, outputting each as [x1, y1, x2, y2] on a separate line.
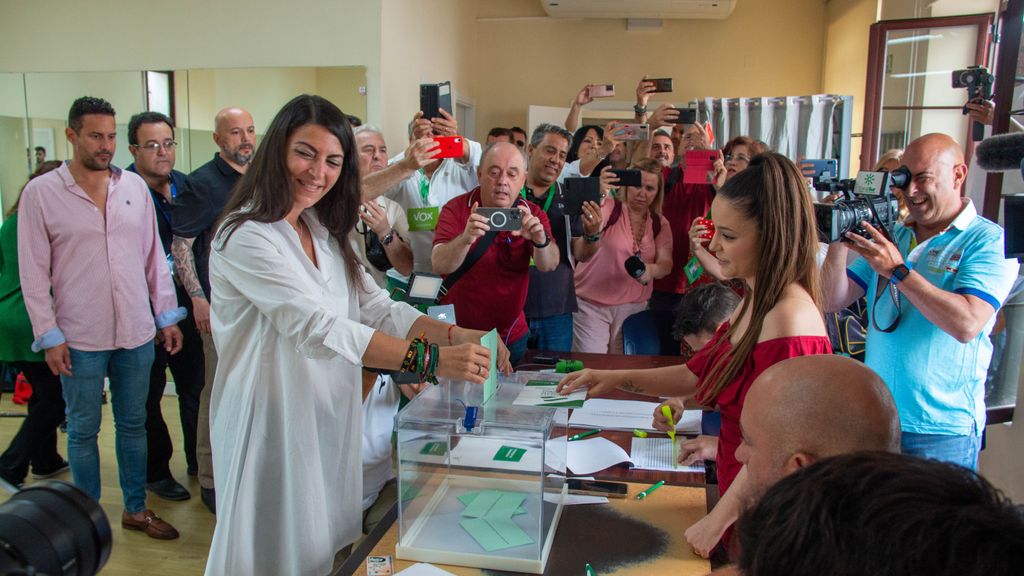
[171, 236, 205, 299]
[620, 380, 643, 393]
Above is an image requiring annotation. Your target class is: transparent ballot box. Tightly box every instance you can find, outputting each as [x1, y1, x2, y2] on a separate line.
[395, 372, 568, 573]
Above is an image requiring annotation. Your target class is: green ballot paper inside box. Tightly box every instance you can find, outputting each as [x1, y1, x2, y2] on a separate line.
[394, 372, 569, 574]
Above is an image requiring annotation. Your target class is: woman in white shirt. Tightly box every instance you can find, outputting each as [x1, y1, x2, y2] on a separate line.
[204, 95, 508, 576]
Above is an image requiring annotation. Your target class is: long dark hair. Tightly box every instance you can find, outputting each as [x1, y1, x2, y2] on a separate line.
[215, 94, 365, 290]
[697, 152, 821, 404]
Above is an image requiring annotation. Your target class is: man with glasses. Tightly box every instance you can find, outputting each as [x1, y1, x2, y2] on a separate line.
[19, 96, 185, 539]
[172, 106, 256, 514]
[127, 112, 204, 503]
[509, 126, 528, 150]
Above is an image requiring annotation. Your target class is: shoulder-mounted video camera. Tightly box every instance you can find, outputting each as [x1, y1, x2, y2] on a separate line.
[813, 167, 910, 244]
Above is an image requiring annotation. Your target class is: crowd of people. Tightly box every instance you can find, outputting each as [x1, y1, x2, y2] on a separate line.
[0, 74, 1022, 575]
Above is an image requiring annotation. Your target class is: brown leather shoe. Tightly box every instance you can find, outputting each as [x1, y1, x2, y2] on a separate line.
[122, 509, 180, 540]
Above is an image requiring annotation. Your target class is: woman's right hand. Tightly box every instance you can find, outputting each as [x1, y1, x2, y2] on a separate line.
[555, 369, 622, 398]
[436, 343, 492, 385]
[652, 397, 684, 432]
[679, 435, 718, 465]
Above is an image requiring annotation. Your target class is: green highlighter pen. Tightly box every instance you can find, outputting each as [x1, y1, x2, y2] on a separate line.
[586, 562, 596, 576]
[568, 429, 600, 441]
[636, 480, 665, 500]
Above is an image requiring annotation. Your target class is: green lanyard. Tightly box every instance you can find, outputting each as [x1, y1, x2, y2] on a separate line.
[418, 170, 430, 206]
[520, 183, 556, 213]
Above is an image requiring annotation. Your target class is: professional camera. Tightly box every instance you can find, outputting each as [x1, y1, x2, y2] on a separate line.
[953, 65, 994, 141]
[0, 479, 112, 575]
[813, 167, 910, 243]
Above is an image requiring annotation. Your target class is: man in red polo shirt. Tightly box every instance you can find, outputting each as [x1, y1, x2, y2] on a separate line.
[433, 142, 558, 364]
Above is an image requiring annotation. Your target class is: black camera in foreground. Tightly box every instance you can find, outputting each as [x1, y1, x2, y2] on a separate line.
[814, 167, 910, 243]
[0, 479, 111, 576]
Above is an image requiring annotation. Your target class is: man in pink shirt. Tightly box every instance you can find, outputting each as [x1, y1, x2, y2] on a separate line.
[17, 96, 186, 540]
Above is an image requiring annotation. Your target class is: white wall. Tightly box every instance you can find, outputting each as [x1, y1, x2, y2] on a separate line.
[0, 0, 384, 122]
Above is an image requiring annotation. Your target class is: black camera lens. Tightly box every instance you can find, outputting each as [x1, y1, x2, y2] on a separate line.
[489, 211, 508, 228]
[0, 480, 111, 576]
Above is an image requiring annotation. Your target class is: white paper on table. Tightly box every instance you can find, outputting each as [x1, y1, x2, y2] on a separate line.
[568, 398, 702, 434]
[630, 436, 704, 473]
[396, 563, 458, 576]
[566, 437, 632, 475]
[512, 384, 587, 408]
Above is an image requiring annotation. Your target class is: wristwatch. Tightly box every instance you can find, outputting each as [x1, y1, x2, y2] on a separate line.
[633, 104, 647, 116]
[890, 264, 910, 284]
[532, 233, 551, 249]
[381, 229, 395, 246]
[584, 232, 601, 244]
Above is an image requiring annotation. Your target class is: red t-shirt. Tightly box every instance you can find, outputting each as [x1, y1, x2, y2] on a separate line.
[433, 188, 552, 344]
[686, 321, 832, 496]
[653, 166, 714, 295]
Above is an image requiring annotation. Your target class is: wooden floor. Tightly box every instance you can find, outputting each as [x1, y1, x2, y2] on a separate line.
[0, 393, 215, 575]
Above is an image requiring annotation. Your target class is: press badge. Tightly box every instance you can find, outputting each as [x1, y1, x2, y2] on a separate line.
[684, 255, 704, 284]
[407, 207, 439, 231]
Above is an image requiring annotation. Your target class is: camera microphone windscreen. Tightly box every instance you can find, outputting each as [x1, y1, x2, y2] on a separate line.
[624, 255, 646, 279]
[975, 132, 1024, 171]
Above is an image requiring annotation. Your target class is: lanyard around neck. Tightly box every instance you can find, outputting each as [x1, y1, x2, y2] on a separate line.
[520, 183, 556, 213]
[418, 170, 431, 205]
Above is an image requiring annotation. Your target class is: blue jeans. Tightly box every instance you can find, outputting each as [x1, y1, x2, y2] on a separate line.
[62, 341, 154, 513]
[526, 313, 573, 353]
[901, 431, 982, 470]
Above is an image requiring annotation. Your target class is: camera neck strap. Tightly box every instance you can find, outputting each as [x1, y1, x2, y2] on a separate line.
[871, 275, 902, 333]
[439, 230, 498, 299]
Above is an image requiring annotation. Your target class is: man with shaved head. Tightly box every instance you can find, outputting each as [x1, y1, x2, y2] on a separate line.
[171, 106, 257, 513]
[432, 142, 558, 364]
[737, 355, 901, 499]
[822, 133, 1019, 469]
[676, 354, 901, 559]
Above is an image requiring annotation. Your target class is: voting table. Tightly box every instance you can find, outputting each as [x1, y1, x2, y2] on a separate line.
[338, 352, 712, 576]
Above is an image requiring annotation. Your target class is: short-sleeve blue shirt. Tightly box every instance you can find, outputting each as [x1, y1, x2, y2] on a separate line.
[847, 200, 1019, 436]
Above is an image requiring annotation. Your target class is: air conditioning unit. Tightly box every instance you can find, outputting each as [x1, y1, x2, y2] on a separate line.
[541, 0, 737, 20]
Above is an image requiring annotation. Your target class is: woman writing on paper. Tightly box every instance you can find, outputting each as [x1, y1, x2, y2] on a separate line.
[557, 153, 830, 557]
[204, 95, 509, 576]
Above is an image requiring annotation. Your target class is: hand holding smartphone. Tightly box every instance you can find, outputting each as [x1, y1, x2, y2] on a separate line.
[432, 136, 463, 159]
[648, 78, 673, 93]
[614, 123, 650, 141]
[683, 150, 720, 185]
